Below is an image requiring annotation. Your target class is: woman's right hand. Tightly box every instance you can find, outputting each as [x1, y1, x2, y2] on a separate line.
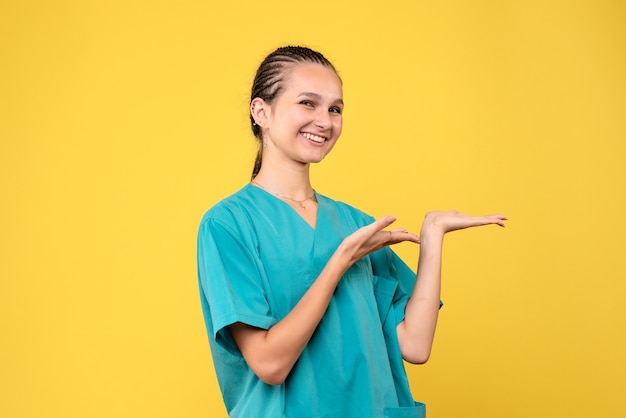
[337, 216, 421, 266]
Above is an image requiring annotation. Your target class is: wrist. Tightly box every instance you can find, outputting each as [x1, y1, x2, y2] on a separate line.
[420, 222, 445, 242]
[328, 244, 353, 276]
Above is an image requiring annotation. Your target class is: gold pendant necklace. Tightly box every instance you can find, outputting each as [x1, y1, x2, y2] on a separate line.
[251, 180, 316, 210]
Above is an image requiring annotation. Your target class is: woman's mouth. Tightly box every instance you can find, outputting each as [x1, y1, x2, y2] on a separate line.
[301, 132, 326, 143]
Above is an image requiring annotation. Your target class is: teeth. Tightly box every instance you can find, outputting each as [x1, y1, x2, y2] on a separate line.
[302, 132, 325, 143]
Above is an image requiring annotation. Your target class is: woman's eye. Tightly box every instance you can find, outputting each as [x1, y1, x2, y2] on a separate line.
[300, 100, 314, 107]
[329, 107, 342, 114]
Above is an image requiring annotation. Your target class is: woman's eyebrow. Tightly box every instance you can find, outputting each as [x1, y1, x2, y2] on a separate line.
[298, 92, 344, 106]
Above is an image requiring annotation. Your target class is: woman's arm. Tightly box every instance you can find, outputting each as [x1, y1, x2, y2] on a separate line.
[230, 216, 420, 386]
[396, 210, 507, 364]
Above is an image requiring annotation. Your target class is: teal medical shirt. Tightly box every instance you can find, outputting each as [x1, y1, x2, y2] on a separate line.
[198, 184, 428, 418]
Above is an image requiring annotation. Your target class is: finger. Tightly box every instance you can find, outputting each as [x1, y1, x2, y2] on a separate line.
[481, 214, 507, 220]
[398, 232, 421, 244]
[386, 229, 420, 244]
[478, 214, 508, 227]
[391, 228, 419, 242]
[491, 214, 507, 227]
[370, 216, 397, 233]
[352, 216, 397, 244]
[495, 216, 508, 227]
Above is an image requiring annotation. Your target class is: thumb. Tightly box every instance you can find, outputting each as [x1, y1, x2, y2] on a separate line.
[372, 215, 396, 232]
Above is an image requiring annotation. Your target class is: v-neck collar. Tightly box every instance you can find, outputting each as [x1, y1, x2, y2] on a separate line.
[248, 183, 319, 230]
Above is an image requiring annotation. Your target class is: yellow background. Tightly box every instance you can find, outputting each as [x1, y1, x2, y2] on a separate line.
[2, 1, 625, 417]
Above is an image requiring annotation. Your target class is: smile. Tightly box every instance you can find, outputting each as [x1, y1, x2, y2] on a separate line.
[301, 132, 326, 143]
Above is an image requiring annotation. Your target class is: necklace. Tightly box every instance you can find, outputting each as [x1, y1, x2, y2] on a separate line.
[251, 180, 317, 210]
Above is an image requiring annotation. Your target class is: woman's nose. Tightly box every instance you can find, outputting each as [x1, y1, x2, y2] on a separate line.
[314, 109, 331, 129]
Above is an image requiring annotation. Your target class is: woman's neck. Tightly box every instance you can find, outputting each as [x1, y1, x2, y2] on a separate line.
[252, 164, 313, 200]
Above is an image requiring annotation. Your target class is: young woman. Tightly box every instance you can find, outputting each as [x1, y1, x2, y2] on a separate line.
[197, 46, 506, 418]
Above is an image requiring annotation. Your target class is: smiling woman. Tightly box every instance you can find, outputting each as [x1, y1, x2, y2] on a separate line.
[196, 46, 506, 418]
[248, 47, 344, 179]
[252, 63, 344, 169]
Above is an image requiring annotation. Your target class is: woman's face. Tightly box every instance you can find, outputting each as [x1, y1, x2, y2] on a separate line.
[261, 63, 344, 166]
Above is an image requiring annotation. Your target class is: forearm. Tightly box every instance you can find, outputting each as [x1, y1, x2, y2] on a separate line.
[396, 210, 506, 363]
[231, 248, 351, 385]
[397, 224, 444, 364]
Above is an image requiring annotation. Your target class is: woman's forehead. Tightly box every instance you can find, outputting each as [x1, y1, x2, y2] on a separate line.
[282, 63, 343, 97]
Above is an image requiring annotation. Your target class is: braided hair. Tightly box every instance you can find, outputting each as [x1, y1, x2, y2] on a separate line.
[249, 46, 338, 179]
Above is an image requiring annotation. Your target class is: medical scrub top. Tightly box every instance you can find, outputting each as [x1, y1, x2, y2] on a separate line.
[197, 184, 428, 418]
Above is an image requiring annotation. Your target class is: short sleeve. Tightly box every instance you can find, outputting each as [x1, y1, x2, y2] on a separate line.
[197, 215, 277, 355]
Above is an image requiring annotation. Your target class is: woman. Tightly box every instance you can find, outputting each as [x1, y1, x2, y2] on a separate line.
[198, 46, 506, 418]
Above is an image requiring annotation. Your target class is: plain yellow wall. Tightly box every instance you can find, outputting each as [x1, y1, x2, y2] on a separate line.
[2, 1, 625, 417]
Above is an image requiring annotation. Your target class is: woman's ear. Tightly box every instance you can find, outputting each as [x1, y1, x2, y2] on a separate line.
[251, 97, 269, 128]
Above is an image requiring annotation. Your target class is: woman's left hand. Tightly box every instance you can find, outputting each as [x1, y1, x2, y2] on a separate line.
[422, 210, 507, 235]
